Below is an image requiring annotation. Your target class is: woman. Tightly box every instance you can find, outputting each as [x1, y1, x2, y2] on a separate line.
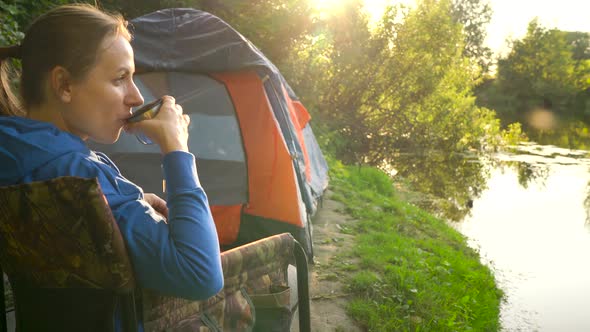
[0, 3, 223, 329]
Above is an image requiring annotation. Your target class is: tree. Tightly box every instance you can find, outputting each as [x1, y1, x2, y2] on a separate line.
[285, 0, 509, 166]
[283, 0, 513, 220]
[364, 0, 504, 162]
[565, 31, 590, 63]
[490, 19, 590, 121]
[450, 0, 493, 73]
[281, 0, 382, 164]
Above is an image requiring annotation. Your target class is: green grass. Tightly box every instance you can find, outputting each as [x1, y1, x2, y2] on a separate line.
[326, 156, 502, 331]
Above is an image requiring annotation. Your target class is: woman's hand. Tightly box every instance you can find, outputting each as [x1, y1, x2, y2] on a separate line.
[144, 193, 169, 220]
[124, 95, 191, 155]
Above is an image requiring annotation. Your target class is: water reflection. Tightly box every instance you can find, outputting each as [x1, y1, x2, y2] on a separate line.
[394, 143, 590, 331]
[513, 161, 549, 189]
[526, 119, 590, 151]
[392, 142, 590, 223]
[391, 151, 551, 222]
[391, 151, 491, 221]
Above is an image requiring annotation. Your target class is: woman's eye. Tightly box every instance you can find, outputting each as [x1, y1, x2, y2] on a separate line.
[114, 73, 128, 84]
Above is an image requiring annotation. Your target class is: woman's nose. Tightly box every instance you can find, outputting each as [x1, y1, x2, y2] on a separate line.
[126, 81, 144, 107]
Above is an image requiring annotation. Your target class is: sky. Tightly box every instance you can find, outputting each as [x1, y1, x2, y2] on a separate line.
[484, 0, 590, 56]
[356, 0, 590, 57]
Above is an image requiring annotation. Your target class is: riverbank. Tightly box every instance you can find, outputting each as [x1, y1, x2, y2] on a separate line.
[314, 157, 503, 331]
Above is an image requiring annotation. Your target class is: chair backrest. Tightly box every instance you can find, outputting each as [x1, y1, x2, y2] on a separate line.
[0, 177, 137, 332]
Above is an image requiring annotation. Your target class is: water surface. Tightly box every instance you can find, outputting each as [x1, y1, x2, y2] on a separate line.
[455, 144, 590, 331]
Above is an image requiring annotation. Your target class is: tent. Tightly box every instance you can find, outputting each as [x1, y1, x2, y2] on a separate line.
[89, 8, 329, 258]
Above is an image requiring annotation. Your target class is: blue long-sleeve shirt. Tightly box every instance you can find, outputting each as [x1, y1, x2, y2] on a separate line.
[0, 116, 223, 329]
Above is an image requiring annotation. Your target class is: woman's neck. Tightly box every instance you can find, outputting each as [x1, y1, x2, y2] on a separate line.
[26, 103, 87, 140]
[27, 103, 64, 127]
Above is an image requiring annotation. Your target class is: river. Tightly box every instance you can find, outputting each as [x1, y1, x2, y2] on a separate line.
[457, 143, 590, 331]
[394, 141, 590, 331]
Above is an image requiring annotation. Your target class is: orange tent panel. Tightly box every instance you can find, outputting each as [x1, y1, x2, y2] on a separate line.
[210, 205, 242, 244]
[283, 88, 312, 182]
[211, 71, 305, 234]
[292, 101, 311, 129]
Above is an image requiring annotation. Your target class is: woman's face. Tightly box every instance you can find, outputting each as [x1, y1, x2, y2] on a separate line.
[64, 34, 144, 144]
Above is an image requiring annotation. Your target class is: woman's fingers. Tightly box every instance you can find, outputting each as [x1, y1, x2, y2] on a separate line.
[158, 96, 184, 117]
[161, 95, 175, 105]
[129, 95, 190, 153]
[144, 193, 169, 219]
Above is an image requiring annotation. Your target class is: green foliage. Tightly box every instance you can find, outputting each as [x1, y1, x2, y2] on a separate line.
[0, 1, 25, 44]
[0, 0, 122, 45]
[285, 0, 512, 167]
[477, 19, 590, 125]
[283, 0, 377, 164]
[565, 31, 590, 63]
[328, 157, 503, 331]
[369, 0, 511, 158]
[502, 122, 528, 145]
[0, 0, 73, 33]
[451, 0, 493, 73]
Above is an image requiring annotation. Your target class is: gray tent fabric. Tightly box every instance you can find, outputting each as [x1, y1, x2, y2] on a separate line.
[302, 125, 329, 201]
[130, 8, 289, 96]
[128, 8, 328, 217]
[129, 9, 310, 191]
[90, 73, 249, 206]
[130, 7, 296, 99]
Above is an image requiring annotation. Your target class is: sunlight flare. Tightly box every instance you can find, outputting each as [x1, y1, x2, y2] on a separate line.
[312, 0, 415, 25]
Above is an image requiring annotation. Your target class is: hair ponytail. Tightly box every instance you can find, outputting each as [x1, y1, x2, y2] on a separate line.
[0, 45, 24, 117]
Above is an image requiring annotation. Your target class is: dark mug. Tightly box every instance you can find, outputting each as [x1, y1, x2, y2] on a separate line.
[126, 98, 163, 144]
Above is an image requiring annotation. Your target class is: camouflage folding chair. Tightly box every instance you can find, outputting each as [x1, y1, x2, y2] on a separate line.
[0, 177, 310, 332]
[0, 177, 137, 332]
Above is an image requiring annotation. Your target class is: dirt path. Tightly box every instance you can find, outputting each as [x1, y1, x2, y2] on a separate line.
[292, 190, 364, 332]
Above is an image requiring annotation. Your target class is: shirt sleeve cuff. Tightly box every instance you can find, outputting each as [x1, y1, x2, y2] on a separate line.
[162, 151, 201, 194]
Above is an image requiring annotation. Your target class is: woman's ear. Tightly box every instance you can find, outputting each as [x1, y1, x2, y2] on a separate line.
[49, 66, 73, 103]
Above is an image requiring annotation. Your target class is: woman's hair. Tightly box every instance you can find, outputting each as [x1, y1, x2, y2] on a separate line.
[0, 4, 130, 116]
